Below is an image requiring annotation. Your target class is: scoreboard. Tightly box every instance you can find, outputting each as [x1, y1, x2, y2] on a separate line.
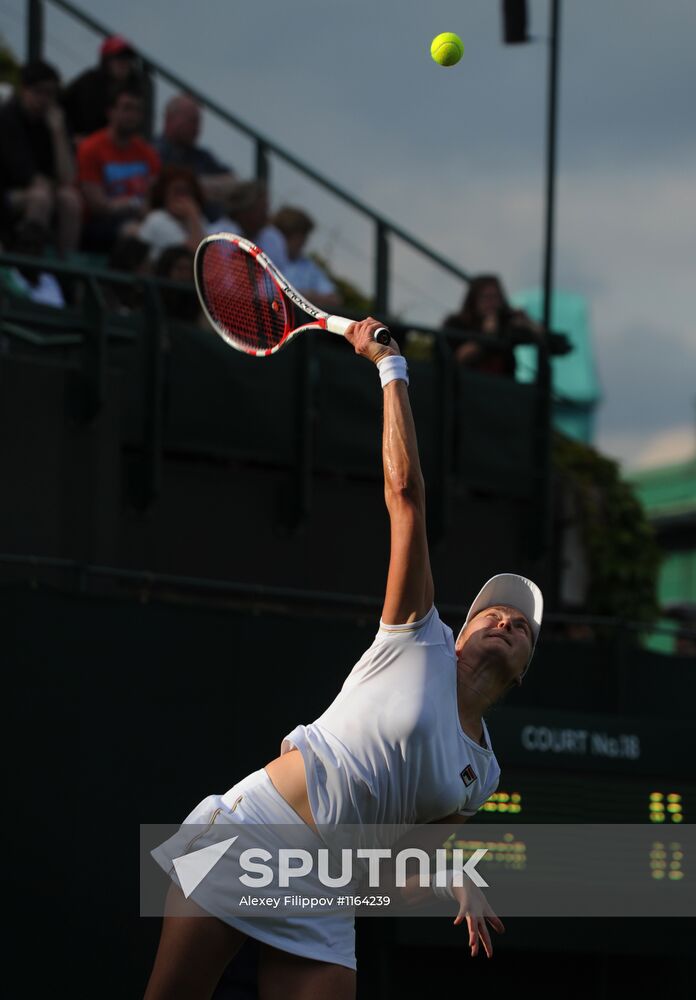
[463, 709, 694, 893]
[392, 706, 695, 958]
[473, 769, 693, 824]
[477, 705, 695, 825]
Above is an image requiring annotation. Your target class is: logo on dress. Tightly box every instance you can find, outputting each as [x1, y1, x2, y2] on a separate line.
[460, 765, 477, 787]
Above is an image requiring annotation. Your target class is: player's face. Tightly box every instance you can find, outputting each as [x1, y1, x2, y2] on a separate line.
[458, 605, 532, 682]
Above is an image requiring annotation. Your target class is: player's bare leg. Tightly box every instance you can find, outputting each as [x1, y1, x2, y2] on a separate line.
[143, 882, 248, 1000]
[258, 943, 356, 1000]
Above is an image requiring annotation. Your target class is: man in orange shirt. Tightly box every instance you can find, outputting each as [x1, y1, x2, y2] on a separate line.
[77, 85, 160, 251]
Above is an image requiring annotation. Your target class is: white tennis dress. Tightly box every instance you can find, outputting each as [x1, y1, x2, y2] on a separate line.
[283, 605, 500, 830]
[151, 605, 500, 970]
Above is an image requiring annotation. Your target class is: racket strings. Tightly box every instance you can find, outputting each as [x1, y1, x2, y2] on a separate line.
[198, 241, 288, 353]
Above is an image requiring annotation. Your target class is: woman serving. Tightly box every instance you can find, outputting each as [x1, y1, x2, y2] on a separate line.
[145, 318, 543, 1000]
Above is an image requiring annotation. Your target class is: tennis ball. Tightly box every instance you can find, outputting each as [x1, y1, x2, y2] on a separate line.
[430, 32, 464, 67]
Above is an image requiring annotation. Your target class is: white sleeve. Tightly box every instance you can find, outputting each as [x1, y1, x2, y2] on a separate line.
[376, 605, 437, 640]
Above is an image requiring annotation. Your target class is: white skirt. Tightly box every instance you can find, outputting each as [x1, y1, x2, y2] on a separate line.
[150, 767, 357, 970]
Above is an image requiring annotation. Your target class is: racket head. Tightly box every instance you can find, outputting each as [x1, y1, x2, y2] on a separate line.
[194, 234, 327, 357]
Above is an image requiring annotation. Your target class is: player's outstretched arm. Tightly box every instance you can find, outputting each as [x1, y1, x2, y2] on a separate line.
[343, 318, 434, 626]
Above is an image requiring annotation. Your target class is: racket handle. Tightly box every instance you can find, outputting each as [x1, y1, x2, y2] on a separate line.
[373, 328, 391, 345]
[326, 316, 392, 345]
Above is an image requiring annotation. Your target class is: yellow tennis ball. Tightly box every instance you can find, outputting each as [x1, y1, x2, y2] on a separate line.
[430, 32, 464, 67]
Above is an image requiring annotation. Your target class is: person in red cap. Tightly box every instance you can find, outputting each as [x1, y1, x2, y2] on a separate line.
[62, 34, 152, 142]
[144, 317, 544, 999]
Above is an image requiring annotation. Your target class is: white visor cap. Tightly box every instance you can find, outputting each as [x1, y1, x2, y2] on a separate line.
[456, 573, 544, 675]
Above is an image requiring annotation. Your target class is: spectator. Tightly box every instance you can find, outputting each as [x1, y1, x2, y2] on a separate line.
[77, 84, 160, 252]
[103, 234, 151, 313]
[442, 274, 545, 378]
[138, 166, 206, 262]
[0, 60, 81, 255]
[153, 245, 200, 323]
[0, 218, 65, 307]
[63, 35, 152, 142]
[154, 94, 236, 220]
[211, 179, 288, 267]
[272, 206, 341, 311]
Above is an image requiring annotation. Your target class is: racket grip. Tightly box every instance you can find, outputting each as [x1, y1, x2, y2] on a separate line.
[326, 316, 392, 345]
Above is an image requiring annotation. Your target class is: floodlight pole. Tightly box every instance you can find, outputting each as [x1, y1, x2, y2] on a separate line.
[27, 0, 45, 62]
[530, 0, 561, 562]
[542, 0, 561, 333]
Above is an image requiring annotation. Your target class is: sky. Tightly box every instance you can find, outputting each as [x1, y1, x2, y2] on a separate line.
[1, 0, 694, 472]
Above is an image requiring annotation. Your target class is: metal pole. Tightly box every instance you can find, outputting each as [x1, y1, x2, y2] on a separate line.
[531, 0, 561, 561]
[26, 0, 45, 62]
[542, 0, 561, 332]
[375, 221, 389, 315]
[255, 139, 270, 185]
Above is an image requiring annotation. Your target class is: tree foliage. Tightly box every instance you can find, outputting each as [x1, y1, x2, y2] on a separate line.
[552, 431, 661, 626]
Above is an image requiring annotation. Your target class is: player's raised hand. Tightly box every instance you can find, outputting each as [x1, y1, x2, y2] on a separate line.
[344, 317, 399, 365]
[452, 881, 505, 958]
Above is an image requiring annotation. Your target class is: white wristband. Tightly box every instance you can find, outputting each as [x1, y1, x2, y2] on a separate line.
[376, 354, 409, 389]
[431, 869, 456, 902]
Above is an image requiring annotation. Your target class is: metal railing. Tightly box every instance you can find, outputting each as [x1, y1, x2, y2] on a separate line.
[26, 0, 471, 314]
[1, 552, 693, 651]
[1, 250, 557, 550]
[1, 248, 565, 556]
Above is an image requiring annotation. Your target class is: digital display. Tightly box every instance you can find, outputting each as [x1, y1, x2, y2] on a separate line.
[469, 769, 695, 824]
[456, 772, 692, 888]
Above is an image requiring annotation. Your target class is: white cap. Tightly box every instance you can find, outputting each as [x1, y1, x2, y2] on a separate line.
[456, 573, 544, 676]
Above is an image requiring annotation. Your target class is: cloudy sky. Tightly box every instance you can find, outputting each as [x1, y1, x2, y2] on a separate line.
[2, 0, 694, 471]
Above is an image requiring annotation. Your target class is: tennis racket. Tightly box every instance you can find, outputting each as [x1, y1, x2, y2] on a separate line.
[194, 232, 391, 357]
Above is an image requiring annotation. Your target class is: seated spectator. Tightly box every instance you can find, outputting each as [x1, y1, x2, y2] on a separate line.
[154, 94, 236, 220]
[0, 218, 65, 307]
[138, 166, 206, 262]
[153, 244, 200, 323]
[211, 179, 288, 267]
[0, 60, 81, 255]
[442, 274, 545, 378]
[271, 206, 341, 311]
[77, 85, 160, 252]
[62, 35, 153, 142]
[103, 234, 151, 313]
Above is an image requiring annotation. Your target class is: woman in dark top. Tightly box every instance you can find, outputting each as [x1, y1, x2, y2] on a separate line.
[442, 274, 544, 379]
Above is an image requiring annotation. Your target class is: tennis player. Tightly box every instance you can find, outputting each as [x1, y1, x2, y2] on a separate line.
[144, 317, 543, 1000]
